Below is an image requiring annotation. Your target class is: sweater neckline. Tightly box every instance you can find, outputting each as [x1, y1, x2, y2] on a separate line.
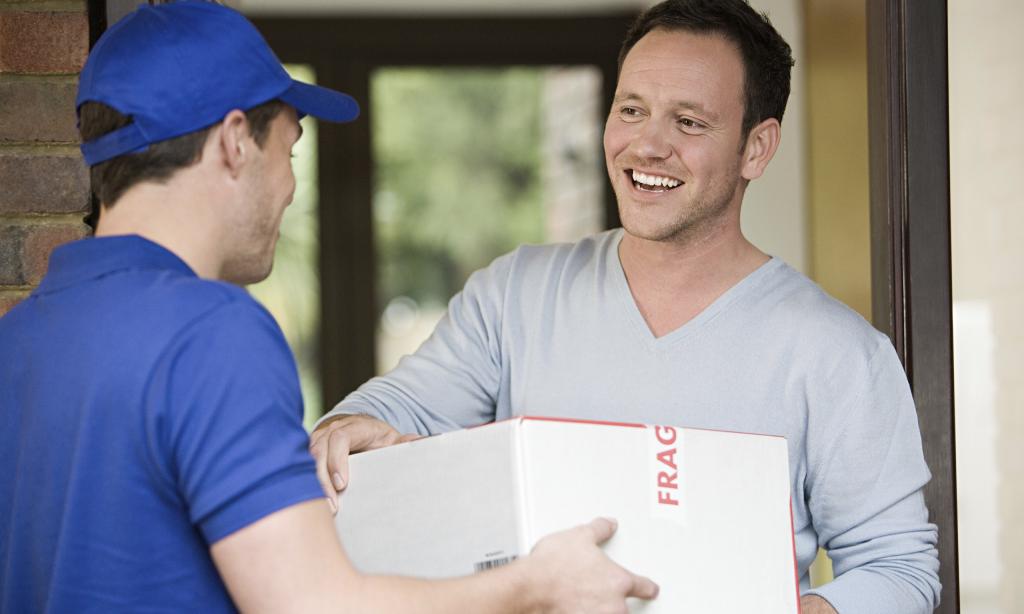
[604, 228, 782, 348]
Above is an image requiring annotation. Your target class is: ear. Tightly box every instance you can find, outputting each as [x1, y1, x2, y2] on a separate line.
[739, 118, 781, 181]
[217, 109, 253, 178]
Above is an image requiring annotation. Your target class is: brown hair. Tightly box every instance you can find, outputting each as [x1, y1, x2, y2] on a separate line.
[618, 0, 794, 139]
[79, 100, 286, 207]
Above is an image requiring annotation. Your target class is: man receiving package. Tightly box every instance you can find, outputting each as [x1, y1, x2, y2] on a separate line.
[312, 1, 941, 613]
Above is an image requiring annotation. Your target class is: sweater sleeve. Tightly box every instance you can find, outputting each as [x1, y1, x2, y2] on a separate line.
[317, 252, 514, 436]
[804, 339, 941, 613]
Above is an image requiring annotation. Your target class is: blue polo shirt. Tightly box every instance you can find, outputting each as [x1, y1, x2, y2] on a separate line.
[0, 235, 323, 613]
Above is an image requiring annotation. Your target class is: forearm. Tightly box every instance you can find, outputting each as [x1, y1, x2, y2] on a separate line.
[320, 262, 511, 435]
[348, 563, 536, 614]
[216, 500, 542, 614]
[805, 343, 940, 613]
[318, 386, 437, 436]
[321, 349, 499, 436]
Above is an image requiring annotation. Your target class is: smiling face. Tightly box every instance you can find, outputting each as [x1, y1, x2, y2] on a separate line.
[604, 28, 752, 246]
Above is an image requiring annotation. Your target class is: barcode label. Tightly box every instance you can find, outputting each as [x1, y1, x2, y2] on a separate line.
[474, 555, 518, 572]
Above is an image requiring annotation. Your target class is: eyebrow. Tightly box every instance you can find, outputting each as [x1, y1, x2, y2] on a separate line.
[613, 92, 720, 123]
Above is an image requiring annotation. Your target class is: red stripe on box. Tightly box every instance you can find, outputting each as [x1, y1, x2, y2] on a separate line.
[488, 416, 785, 439]
[520, 415, 646, 429]
[790, 498, 802, 613]
[670, 424, 787, 439]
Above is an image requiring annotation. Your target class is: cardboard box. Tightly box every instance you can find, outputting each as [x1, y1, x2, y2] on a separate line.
[335, 416, 799, 613]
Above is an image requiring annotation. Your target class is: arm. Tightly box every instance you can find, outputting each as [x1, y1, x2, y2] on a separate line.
[164, 300, 656, 613]
[211, 503, 658, 614]
[803, 340, 940, 613]
[317, 252, 518, 436]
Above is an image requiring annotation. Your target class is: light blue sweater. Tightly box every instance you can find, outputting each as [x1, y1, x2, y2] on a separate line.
[325, 229, 940, 613]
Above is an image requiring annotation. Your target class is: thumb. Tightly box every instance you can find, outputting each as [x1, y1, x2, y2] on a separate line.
[626, 572, 660, 600]
[585, 517, 618, 545]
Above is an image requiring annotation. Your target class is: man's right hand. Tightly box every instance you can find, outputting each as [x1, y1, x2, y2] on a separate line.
[515, 517, 659, 613]
[308, 414, 420, 513]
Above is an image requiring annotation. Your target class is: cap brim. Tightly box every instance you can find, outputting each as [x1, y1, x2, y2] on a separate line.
[280, 80, 360, 123]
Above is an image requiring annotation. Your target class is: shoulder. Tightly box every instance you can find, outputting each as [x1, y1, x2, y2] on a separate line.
[148, 286, 301, 439]
[744, 260, 905, 406]
[139, 274, 283, 344]
[506, 229, 614, 270]
[472, 230, 616, 288]
[755, 260, 890, 363]
[456, 231, 616, 311]
[135, 278, 296, 406]
[168, 286, 291, 370]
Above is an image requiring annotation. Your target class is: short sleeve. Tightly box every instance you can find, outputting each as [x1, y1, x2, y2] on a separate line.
[145, 299, 323, 544]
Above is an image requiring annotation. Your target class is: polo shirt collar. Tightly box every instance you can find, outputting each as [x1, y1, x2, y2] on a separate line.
[35, 235, 197, 296]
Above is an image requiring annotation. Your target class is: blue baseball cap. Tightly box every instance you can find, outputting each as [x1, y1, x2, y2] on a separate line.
[76, 1, 359, 166]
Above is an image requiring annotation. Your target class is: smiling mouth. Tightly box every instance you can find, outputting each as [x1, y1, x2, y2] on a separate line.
[627, 169, 683, 193]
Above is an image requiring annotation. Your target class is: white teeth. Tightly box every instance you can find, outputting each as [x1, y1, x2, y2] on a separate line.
[631, 170, 681, 188]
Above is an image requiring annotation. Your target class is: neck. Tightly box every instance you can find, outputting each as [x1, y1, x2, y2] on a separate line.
[94, 172, 227, 281]
[618, 218, 769, 338]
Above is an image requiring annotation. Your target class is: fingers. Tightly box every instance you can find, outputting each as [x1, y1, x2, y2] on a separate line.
[309, 415, 414, 516]
[585, 517, 618, 545]
[582, 518, 659, 601]
[310, 426, 346, 514]
[325, 426, 352, 494]
[625, 572, 660, 600]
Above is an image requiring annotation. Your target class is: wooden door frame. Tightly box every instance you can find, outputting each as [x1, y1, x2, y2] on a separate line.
[867, 1, 959, 611]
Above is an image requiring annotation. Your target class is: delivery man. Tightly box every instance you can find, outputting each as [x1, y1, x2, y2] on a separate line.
[0, 3, 658, 613]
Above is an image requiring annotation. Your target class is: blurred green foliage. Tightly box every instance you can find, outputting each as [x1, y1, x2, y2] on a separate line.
[249, 65, 322, 429]
[253, 67, 554, 428]
[372, 68, 547, 311]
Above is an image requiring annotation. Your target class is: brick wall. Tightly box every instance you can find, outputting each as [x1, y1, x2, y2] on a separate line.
[0, 1, 91, 317]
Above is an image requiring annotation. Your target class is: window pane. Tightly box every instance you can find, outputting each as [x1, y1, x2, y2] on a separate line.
[249, 64, 322, 430]
[371, 66, 603, 374]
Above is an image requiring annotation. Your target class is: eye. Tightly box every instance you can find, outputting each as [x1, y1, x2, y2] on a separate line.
[677, 117, 707, 134]
[618, 106, 645, 122]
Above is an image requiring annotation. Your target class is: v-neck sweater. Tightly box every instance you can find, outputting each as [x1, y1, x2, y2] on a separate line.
[327, 228, 940, 613]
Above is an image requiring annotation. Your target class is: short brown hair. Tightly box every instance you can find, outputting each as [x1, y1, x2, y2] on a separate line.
[79, 100, 286, 207]
[618, 0, 794, 139]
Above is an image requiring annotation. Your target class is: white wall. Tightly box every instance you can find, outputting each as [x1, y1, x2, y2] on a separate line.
[740, 0, 807, 274]
[950, 1, 1024, 612]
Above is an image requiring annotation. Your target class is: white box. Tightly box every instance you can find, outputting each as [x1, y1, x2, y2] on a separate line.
[336, 416, 799, 613]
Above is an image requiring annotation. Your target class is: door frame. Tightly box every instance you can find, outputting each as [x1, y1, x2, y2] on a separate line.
[867, 1, 959, 611]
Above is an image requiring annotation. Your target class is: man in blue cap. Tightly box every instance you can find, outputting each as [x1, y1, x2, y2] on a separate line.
[0, 2, 658, 612]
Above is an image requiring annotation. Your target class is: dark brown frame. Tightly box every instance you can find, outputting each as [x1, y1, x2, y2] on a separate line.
[251, 15, 635, 410]
[868, 1, 959, 611]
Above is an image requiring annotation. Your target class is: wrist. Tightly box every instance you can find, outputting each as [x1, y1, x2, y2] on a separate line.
[312, 412, 351, 433]
[502, 557, 547, 614]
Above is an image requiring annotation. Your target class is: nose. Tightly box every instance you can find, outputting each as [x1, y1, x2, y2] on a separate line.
[629, 118, 672, 161]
